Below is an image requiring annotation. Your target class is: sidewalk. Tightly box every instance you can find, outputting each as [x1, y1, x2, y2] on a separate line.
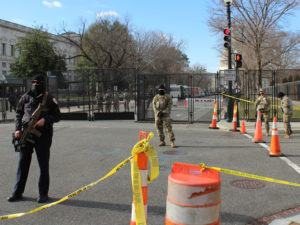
[218, 119, 300, 225]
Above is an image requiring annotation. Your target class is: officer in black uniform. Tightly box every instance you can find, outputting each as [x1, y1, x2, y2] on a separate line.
[8, 75, 61, 203]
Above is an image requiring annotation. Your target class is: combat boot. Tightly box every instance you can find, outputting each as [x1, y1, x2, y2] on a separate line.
[266, 128, 269, 136]
[171, 141, 175, 148]
[158, 141, 166, 147]
[284, 133, 290, 139]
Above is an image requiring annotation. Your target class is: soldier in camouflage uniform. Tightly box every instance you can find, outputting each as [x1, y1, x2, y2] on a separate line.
[255, 88, 270, 136]
[95, 91, 104, 112]
[278, 92, 293, 138]
[123, 89, 131, 112]
[113, 92, 120, 112]
[152, 84, 175, 148]
[104, 89, 112, 113]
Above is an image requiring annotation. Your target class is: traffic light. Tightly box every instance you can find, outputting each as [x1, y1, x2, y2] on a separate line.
[235, 54, 242, 68]
[224, 28, 231, 49]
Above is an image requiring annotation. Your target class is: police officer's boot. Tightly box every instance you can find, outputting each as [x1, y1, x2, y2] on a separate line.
[171, 141, 175, 148]
[7, 193, 23, 202]
[158, 141, 166, 147]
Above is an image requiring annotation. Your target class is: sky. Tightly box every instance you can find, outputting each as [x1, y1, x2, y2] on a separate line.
[2, 0, 300, 73]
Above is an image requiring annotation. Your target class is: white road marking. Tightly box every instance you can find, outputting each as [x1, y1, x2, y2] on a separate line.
[242, 133, 300, 175]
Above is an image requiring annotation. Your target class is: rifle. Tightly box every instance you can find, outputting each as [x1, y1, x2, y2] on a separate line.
[13, 93, 48, 152]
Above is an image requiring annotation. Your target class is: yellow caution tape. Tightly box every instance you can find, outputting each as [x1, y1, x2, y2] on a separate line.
[221, 92, 254, 103]
[0, 133, 158, 221]
[199, 163, 300, 187]
[130, 132, 159, 225]
[221, 92, 300, 110]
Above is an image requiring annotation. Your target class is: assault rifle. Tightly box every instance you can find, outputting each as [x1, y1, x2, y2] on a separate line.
[13, 93, 48, 152]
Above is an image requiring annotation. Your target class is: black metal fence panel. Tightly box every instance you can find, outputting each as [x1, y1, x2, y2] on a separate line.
[216, 69, 300, 122]
[136, 73, 216, 123]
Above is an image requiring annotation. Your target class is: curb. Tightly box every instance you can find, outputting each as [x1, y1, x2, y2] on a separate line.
[248, 206, 300, 225]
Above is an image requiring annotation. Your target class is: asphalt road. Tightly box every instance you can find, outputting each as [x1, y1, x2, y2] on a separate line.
[0, 120, 299, 225]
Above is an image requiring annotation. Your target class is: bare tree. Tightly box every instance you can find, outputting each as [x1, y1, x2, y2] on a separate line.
[208, 0, 300, 88]
[60, 17, 134, 69]
[131, 31, 189, 73]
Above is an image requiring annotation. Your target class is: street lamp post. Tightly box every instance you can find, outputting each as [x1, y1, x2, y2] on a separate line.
[224, 0, 234, 122]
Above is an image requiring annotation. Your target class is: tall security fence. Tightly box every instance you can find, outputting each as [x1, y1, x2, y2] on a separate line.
[216, 69, 300, 122]
[53, 69, 136, 119]
[0, 69, 136, 122]
[2, 69, 299, 123]
[136, 73, 216, 123]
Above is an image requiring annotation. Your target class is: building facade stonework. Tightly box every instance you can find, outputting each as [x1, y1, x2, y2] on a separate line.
[0, 19, 78, 77]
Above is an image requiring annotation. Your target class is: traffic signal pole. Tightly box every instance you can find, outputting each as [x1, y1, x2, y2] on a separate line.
[226, 1, 234, 122]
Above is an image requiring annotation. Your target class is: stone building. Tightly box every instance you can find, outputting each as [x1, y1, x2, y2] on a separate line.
[0, 18, 78, 77]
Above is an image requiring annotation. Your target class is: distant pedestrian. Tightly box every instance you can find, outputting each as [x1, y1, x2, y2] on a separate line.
[255, 88, 270, 136]
[8, 91, 17, 112]
[278, 92, 293, 139]
[152, 84, 175, 148]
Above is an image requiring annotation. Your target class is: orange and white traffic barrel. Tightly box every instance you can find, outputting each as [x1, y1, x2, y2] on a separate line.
[130, 131, 148, 225]
[165, 162, 221, 225]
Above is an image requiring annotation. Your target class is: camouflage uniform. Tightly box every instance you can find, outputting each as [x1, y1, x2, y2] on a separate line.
[281, 95, 293, 137]
[104, 90, 112, 113]
[123, 90, 131, 112]
[152, 93, 175, 145]
[95, 92, 104, 112]
[113, 92, 120, 112]
[255, 91, 270, 135]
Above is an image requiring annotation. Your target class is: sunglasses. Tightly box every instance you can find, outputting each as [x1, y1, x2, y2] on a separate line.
[32, 81, 40, 84]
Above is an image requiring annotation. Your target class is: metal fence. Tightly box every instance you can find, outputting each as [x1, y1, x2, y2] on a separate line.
[136, 73, 216, 123]
[2, 68, 300, 123]
[216, 69, 300, 122]
[0, 68, 137, 122]
[53, 69, 136, 118]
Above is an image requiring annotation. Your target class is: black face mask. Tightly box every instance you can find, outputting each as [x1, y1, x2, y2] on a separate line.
[32, 84, 45, 96]
[159, 90, 165, 95]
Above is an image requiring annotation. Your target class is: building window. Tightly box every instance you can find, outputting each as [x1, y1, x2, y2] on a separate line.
[2, 70, 7, 75]
[2, 43, 6, 56]
[10, 45, 14, 57]
[2, 62, 6, 68]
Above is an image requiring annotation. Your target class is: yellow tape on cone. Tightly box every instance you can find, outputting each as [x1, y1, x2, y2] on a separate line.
[0, 134, 158, 221]
[199, 163, 300, 187]
[130, 132, 159, 225]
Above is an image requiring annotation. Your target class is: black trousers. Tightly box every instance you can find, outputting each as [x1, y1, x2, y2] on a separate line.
[13, 133, 52, 196]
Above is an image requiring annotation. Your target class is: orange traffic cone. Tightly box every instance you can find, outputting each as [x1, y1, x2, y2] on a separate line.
[240, 120, 247, 134]
[269, 117, 282, 157]
[209, 100, 219, 129]
[253, 111, 265, 143]
[230, 101, 239, 132]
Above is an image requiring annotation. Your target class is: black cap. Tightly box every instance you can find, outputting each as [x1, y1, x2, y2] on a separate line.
[32, 74, 46, 84]
[278, 92, 285, 98]
[158, 84, 165, 90]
